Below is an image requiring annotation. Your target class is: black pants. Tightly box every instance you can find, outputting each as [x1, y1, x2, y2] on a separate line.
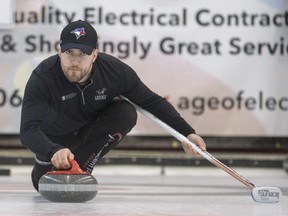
[31, 99, 137, 191]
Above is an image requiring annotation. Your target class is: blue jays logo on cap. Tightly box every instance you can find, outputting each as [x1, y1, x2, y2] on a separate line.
[70, 28, 86, 39]
[60, 20, 98, 55]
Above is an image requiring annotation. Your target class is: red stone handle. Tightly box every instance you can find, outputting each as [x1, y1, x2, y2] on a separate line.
[47, 159, 89, 175]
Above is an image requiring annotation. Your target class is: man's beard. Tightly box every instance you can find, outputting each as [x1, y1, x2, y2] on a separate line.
[62, 66, 88, 83]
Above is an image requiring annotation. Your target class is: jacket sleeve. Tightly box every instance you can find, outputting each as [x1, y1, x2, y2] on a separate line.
[121, 63, 195, 136]
[20, 72, 63, 161]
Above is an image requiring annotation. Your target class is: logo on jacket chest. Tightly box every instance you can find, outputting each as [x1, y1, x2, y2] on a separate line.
[95, 88, 107, 100]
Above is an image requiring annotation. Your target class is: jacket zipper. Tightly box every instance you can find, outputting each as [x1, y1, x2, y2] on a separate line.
[76, 79, 93, 106]
[80, 91, 85, 105]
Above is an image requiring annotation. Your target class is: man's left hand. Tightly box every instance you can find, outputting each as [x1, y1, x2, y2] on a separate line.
[182, 133, 207, 157]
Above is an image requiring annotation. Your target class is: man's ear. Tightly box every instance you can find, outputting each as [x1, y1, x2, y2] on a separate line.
[92, 49, 99, 62]
[57, 42, 62, 56]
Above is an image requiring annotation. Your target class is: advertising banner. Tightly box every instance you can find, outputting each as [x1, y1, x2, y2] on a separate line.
[0, 0, 287, 136]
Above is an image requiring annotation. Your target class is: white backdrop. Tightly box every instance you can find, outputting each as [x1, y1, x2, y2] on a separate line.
[0, 0, 287, 136]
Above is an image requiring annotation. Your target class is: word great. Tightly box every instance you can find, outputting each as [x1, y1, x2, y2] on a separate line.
[159, 37, 288, 56]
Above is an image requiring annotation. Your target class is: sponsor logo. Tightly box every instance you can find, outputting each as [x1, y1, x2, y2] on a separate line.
[258, 190, 280, 199]
[84, 133, 123, 173]
[95, 88, 107, 100]
[61, 92, 77, 101]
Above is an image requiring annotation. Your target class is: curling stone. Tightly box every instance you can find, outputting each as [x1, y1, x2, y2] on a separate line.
[39, 159, 97, 202]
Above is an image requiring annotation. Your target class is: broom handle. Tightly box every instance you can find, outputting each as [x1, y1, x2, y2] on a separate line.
[123, 97, 256, 190]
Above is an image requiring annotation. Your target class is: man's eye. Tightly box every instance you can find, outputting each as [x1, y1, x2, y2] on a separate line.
[66, 51, 72, 55]
[65, 50, 87, 56]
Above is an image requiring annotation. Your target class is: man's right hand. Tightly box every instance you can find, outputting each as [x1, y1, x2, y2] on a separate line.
[51, 148, 74, 169]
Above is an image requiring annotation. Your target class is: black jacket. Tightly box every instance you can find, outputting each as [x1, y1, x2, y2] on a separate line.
[20, 53, 195, 160]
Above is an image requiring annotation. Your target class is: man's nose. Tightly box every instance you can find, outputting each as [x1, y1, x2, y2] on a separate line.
[71, 57, 80, 64]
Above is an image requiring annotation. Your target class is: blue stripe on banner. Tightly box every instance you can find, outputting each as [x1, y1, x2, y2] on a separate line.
[258, 0, 285, 9]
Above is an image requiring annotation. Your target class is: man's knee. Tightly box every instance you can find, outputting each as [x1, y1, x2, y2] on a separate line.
[117, 101, 137, 128]
[105, 100, 137, 130]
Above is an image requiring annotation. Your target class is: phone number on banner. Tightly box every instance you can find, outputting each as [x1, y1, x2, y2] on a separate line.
[0, 89, 22, 107]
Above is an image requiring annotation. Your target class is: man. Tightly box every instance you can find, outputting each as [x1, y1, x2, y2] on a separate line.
[20, 20, 206, 191]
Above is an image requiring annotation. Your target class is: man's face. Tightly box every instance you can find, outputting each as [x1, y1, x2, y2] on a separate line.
[59, 48, 98, 83]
